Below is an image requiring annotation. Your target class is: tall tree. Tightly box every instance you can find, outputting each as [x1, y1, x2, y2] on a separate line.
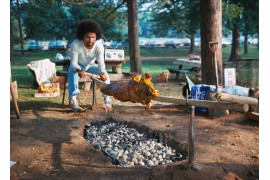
[10, 1, 16, 64]
[222, 1, 242, 61]
[21, 1, 51, 55]
[223, 0, 258, 60]
[148, 0, 200, 55]
[241, 0, 259, 54]
[10, 21, 14, 65]
[10, 0, 21, 61]
[229, 16, 241, 61]
[127, 0, 142, 74]
[16, 0, 25, 56]
[200, 0, 223, 85]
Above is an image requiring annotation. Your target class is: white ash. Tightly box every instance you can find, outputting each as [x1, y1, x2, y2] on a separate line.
[84, 121, 182, 167]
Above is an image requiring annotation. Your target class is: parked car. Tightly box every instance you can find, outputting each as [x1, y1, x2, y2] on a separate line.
[109, 41, 120, 48]
[248, 38, 258, 45]
[120, 42, 129, 48]
[194, 40, 201, 47]
[183, 41, 191, 47]
[145, 41, 157, 48]
[139, 40, 146, 48]
[28, 41, 43, 51]
[49, 41, 66, 50]
[155, 41, 165, 48]
[222, 38, 232, 47]
[173, 40, 186, 48]
[164, 40, 176, 48]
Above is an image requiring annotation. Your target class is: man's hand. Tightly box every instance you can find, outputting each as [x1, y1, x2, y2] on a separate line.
[76, 69, 85, 78]
[100, 72, 107, 81]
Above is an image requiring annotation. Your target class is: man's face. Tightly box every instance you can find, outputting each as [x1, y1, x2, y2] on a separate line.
[83, 32, 96, 48]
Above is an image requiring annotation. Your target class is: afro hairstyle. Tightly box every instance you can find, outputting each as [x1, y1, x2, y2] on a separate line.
[76, 19, 102, 40]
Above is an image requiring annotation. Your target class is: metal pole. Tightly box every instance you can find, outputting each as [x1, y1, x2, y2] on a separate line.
[188, 105, 195, 164]
[186, 89, 195, 165]
[92, 80, 96, 106]
[62, 76, 67, 105]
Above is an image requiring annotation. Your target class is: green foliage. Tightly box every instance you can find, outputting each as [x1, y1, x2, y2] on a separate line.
[147, 0, 200, 39]
[241, 0, 259, 37]
[10, 0, 26, 44]
[222, 0, 259, 37]
[138, 11, 155, 38]
[20, 1, 52, 40]
[12, 0, 128, 45]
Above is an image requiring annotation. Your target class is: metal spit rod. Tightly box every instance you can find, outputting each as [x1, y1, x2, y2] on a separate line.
[186, 89, 195, 164]
[92, 80, 96, 106]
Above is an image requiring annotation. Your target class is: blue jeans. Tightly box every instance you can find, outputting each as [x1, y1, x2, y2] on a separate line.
[67, 63, 110, 99]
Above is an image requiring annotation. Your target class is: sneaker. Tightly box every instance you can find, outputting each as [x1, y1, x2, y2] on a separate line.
[70, 99, 82, 112]
[104, 96, 112, 108]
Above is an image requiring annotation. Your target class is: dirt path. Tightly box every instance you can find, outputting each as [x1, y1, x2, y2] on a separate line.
[10, 97, 259, 179]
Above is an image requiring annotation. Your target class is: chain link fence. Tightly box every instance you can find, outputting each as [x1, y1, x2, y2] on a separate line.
[223, 59, 259, 88]
[236, 59, 259, 88]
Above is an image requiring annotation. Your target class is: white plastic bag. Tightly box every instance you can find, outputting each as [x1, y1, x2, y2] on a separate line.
[55, 53, 64, 61]
[222, 85, 249, 96]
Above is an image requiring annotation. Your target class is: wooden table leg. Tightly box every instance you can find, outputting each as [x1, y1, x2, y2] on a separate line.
[10, 79, 20, 119]
[62, 76, 67, 105]
[92, 80, 96, 106]
[116, 65, 122, 74]
[176, 72, 180, 80]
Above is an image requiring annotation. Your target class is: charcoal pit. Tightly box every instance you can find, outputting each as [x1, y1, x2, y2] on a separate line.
[84, 119, 187, 167]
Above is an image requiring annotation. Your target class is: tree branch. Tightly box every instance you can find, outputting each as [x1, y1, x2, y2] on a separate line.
[105, 0, 127, 20]
[62, 0, 100, 5]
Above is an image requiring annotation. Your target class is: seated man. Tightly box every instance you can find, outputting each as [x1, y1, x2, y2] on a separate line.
[68, 19, 111, 112]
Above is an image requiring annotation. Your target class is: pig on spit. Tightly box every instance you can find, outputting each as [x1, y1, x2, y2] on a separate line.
[100, 73, 159, 109]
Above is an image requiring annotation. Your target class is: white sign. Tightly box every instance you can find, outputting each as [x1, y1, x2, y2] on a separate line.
[224, 68, 236, 86]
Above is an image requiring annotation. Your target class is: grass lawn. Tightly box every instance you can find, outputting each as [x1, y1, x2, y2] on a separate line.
[10, 45, 259, 112]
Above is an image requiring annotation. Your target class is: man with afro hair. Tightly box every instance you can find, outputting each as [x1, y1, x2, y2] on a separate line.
[68, 19, 111, 112]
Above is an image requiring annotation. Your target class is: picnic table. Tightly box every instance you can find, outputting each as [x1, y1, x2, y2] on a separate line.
[53, 59, 124, 74]
[168, 59, 202, 81]
[53, 59, 130, 83]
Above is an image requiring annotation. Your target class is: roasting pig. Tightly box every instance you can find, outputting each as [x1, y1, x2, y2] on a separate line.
[100, 73, 159, 109]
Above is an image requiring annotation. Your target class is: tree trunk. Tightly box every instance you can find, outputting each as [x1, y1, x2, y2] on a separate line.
[10, 21, 14, 65]
[16, 0, 24, 56]
[127, 0, 143, 74]
[189, 34, 195, 55]
[244, 34, 248, 55]
[200, 0, 223, 85]
[229, 21, 241, 61]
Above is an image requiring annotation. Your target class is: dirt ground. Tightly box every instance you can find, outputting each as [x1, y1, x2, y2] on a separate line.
[10, 78, 259, 180]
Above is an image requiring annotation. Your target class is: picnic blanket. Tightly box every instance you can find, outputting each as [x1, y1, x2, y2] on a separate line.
[27, 59, 56, 86]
